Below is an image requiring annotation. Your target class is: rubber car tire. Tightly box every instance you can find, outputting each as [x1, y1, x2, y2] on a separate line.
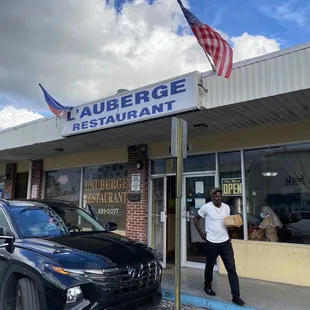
[16, 277, 40, 310]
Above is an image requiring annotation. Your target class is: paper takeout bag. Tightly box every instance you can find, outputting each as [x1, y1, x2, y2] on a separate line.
[224, 214, 243, 227]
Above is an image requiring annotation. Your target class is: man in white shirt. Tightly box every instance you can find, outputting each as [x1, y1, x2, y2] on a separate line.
[194, 187, 245, 306]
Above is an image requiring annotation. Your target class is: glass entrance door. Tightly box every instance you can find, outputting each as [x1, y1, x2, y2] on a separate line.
[182, 174, 217, 269]
[150, 176, 167, 268]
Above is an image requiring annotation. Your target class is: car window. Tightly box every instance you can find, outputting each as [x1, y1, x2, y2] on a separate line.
[11, 207, 68, 238]
[0, 208, 11, 236]
[10, 204, 106, 238]
[51, 206, 105, 233]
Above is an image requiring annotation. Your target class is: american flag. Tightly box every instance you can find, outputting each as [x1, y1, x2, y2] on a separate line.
[177, 0, 233, 78]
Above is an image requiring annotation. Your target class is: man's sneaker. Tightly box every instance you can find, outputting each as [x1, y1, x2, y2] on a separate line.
[204, 287, 216, 296]
[232, 296, 245, 306]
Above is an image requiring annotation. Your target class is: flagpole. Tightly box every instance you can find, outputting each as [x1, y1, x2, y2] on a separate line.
[177, 0, 220, 75]
[204, 51, 216, 73]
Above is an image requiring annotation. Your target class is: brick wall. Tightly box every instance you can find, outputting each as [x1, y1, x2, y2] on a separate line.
[31, 159, 44, 199]
[4, 163, 17, 199]
[126, 145, 149, 242]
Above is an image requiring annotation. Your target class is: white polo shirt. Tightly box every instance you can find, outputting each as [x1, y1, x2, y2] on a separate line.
[198, 201, 230, 243]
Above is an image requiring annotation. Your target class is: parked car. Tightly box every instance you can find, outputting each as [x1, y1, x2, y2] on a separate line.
[0, 199, 162, 310]
[289, 211, 310, 244]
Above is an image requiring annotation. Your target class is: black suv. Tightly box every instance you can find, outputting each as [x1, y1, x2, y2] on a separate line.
[0, 199, 162, 310]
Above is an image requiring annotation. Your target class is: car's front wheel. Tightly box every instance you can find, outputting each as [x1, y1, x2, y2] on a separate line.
[15, 278, 40, 310]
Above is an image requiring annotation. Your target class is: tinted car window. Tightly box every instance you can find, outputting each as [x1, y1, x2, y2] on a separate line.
[11, 207, 68, 237]
[10, 203, 106, 238]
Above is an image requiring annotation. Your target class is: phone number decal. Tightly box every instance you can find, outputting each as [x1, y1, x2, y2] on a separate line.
[97, 208, 119, 215]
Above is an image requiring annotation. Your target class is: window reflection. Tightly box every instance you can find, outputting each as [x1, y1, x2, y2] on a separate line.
[45, 168, 81, 206]
[245, 143, 310, 244]
[83, 163, 129, 234]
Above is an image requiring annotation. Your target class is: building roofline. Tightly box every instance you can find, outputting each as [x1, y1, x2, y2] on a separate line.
[0, 115, 56, 134]
[202, 41, 310, 78]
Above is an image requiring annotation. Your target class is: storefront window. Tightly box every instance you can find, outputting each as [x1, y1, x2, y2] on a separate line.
[151, 154, 215, 175]
[151, 159, 165, 174]
[219, 151, 243, 239]
[245, 142, 310, 244]
[184, 154, 215, 172]
[151, 158, 176, 174]
[83, 163, 129, 233]
[45, 168, 81, 206]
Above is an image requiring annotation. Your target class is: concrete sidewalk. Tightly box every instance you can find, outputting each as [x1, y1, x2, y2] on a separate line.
[161, 265, 309, 310]
[158, 300, 207, 310]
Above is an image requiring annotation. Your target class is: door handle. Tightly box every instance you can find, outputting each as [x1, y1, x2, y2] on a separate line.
[182, 211, 195, 222]
[160, 211, 166, 223]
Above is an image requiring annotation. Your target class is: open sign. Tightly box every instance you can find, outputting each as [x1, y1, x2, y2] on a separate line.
[222, 178, 242, 196]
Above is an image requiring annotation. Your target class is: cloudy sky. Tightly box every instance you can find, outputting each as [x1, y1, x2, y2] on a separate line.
[0, 0, 308, 129]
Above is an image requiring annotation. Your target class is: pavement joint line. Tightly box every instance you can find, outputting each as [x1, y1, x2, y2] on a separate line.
[162, 289, 264, 310]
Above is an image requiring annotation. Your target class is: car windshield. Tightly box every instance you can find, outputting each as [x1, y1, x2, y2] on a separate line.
[10, 202, 106, 238]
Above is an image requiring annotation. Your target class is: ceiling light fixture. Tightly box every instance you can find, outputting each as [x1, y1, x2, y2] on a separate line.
[193, 123, 208, 128]
[54, 148, 64, 152]
[261, 172, 278, 177]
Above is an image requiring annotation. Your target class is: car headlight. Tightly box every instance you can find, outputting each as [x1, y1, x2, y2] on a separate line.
[51, 266, 104, 276]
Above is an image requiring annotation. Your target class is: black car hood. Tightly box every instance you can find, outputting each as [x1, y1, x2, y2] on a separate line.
[22, 232, 156, 269]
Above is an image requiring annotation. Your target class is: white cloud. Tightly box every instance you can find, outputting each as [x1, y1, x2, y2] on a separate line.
[0, 0, 281, 129]
[0, 106, 43, 130]
[260, 1, 309, 27]
[231, 32, 281, 62]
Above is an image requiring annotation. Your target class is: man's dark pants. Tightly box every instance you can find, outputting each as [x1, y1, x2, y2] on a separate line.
[204, 239, 240, 297]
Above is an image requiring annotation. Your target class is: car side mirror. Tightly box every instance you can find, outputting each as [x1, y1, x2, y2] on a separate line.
[0, 235, 14, 244]
[106, 222, 117, 232]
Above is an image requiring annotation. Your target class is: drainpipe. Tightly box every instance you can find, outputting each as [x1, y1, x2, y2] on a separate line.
[26, 160, 32, 199]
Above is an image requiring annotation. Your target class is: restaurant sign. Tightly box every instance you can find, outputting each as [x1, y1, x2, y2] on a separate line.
[62, 71, 201, 137]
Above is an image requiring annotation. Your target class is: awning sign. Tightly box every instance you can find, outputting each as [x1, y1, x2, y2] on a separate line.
[62, 71, 200, 137]
[222, 178, 242, 196]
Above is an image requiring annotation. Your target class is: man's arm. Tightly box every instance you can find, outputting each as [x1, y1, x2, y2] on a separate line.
[194, 213, 206, 241]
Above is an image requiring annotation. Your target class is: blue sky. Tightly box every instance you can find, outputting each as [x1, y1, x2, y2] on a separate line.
[109, 0, 309, 48]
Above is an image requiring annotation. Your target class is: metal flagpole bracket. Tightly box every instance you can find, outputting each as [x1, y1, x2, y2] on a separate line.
[198, 76, 208, 94]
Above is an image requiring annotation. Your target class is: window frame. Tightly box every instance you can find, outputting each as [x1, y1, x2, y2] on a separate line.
[0, 204, 17, 238]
